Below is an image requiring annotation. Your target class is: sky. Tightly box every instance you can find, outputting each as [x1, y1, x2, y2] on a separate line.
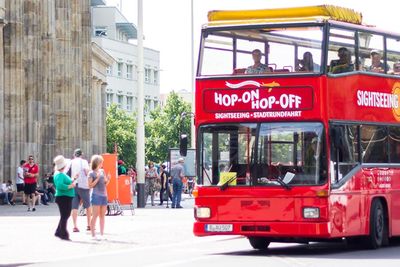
[106, 0, 398, 93]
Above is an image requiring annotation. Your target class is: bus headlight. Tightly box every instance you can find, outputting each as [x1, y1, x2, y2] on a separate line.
[196, 207, 211, 218]
[303, 207, 320, 219]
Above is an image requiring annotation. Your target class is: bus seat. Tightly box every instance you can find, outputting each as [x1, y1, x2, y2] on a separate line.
[233, 68, 246, 74]
[274, 68, 290, 73]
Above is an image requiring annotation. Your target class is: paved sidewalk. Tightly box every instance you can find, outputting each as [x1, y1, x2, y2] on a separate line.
[0, 194, 198, 266]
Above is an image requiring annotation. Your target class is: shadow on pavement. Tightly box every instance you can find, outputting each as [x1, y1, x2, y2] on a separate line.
[0, 264, 32, 267]
[212, 240, 400, 260]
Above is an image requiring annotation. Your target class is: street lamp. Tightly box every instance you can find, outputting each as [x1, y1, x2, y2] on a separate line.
[136, 0, 146, 208]
[190, 0, 196, 149]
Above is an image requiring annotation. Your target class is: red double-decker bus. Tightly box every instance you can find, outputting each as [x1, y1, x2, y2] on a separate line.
[191, 5, 400, 250]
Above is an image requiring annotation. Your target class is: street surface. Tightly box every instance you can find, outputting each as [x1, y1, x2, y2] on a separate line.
[1, 195, 399, 267]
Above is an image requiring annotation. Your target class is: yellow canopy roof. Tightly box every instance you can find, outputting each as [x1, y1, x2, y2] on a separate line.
[207, 5, 362, 26]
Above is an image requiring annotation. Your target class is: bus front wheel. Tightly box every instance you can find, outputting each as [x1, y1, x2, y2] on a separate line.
[248, 237, 270, 250]
[365, 199, 388, 249]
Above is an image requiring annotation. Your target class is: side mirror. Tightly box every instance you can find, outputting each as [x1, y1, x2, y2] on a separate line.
[180, 134, 188, 157]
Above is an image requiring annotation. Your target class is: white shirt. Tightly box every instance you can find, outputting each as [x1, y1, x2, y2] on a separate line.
[70, 157, 90, 189]
[0, 183, 12, 193]
[16, 166, 24, 184]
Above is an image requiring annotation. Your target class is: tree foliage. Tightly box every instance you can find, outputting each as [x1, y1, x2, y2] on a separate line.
[145, 92, 192, 163]
[106, 104, 136, 166]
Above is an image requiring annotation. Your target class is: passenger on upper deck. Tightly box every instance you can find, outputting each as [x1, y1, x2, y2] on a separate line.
[368, 50, 388, 73]
[245, 49, 270, 74]
[393, 62, 400, 75]
[297, 52, 320, 72]
[329, 47, 354, 74]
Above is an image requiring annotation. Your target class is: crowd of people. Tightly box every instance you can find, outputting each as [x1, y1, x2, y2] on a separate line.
[53, 150, 111, 241]
[1, 149, 192, 241]
[242, 47, 400, 75]
[1, 157, 54, 208]
[144, 157, 194, 208]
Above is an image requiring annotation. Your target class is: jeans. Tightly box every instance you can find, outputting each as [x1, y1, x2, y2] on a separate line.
[55, 196, 73, 240]
[0, 192, 12, 204]
[172, 178, 183, 207]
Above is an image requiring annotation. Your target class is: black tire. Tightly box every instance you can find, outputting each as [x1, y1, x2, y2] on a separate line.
[248, 237, 271, 250]
[365, 199, 387, 249]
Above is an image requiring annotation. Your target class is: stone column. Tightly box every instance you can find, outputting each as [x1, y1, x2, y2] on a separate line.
[0, 0, 7, 181]
[3, 0, 26, 181]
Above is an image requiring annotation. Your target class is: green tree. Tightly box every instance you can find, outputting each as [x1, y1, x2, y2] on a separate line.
[145, 92, 191, 163]
[106, 104, 137, 166]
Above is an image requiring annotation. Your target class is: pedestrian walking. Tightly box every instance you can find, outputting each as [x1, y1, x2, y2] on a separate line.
[16, 160, 26, 204]
[159, 164, 172, 205]
[88, 155, 110, 240]
[53, 155, 76, 241]
[171, 158, 185, 208]
[70, 148, 91, 233]
[23, 155, 39, 211]
[127, 167, 137, 196]
[145, 161, 158, 206]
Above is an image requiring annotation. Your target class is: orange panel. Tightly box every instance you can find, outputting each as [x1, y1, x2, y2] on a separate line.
[118, 175, 133, 205]
[102, 153, 118, 202]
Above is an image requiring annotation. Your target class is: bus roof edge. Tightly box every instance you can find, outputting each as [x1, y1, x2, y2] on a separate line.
[207, 5, 362, 26]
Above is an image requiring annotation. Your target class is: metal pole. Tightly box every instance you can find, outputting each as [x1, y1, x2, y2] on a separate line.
[190, 0, 195, 149]
[136, 0, 146, 208]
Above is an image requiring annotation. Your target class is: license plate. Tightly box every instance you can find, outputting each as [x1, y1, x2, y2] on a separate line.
[205, 224, 233, 232]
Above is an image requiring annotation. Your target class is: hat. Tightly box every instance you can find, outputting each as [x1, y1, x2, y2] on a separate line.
[74, 148, 82, 157]
[118, 159, 124, 165]
[178, 157, 184, 163]
[370, 50, 381, 56]
[54, 155, 67, 171]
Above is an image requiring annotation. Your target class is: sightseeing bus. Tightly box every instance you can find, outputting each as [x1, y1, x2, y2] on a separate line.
[190, 5, 400, 250]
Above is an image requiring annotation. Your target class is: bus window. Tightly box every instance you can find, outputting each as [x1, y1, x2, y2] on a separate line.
[358, 32, 385, 73]
[201, 35, 233, 76]
[328, 28, 355, 74]
[296, 47, 322, 72]
[199, 123, 326, 186]
[199, 26, 323, 76]
[256, 122, 326, 185]
[236, 39, 265, 72]
[361, 125, 388, 163]
[199, 124, 257, 186]
[389, 126, 400, 163]
[387, 38, 400, 75]
[330, 125, 359, 183]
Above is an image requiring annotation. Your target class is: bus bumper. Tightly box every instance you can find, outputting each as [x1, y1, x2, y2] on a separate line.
[194, 221, 331, 238]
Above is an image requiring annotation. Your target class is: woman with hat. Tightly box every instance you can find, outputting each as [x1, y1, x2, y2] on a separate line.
[53, 155, 76, 241]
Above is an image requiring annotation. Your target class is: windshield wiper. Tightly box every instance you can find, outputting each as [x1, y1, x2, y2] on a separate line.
[202, 165, 213, 185]
[219, 175, 237, 191]
[276, 177, 291, 190]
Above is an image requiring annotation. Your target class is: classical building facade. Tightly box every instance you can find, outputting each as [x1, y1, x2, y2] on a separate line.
[91, 42, 114, 155]
[91, 5, 160, 117]
[0, 0, 110, 182]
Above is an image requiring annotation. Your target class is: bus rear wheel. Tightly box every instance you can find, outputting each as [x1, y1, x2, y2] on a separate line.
[248, 237, 270, 250]
[365, 199, 388, 249]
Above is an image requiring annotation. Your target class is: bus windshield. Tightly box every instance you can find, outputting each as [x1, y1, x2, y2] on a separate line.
[199, 122, 327, 186]
[199, 25, 323, 76]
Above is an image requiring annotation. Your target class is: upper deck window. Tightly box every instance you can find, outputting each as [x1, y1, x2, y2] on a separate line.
[199, 26, 323, 77]
[387, 38, 400, 75]
[327, 28, 356, 74]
